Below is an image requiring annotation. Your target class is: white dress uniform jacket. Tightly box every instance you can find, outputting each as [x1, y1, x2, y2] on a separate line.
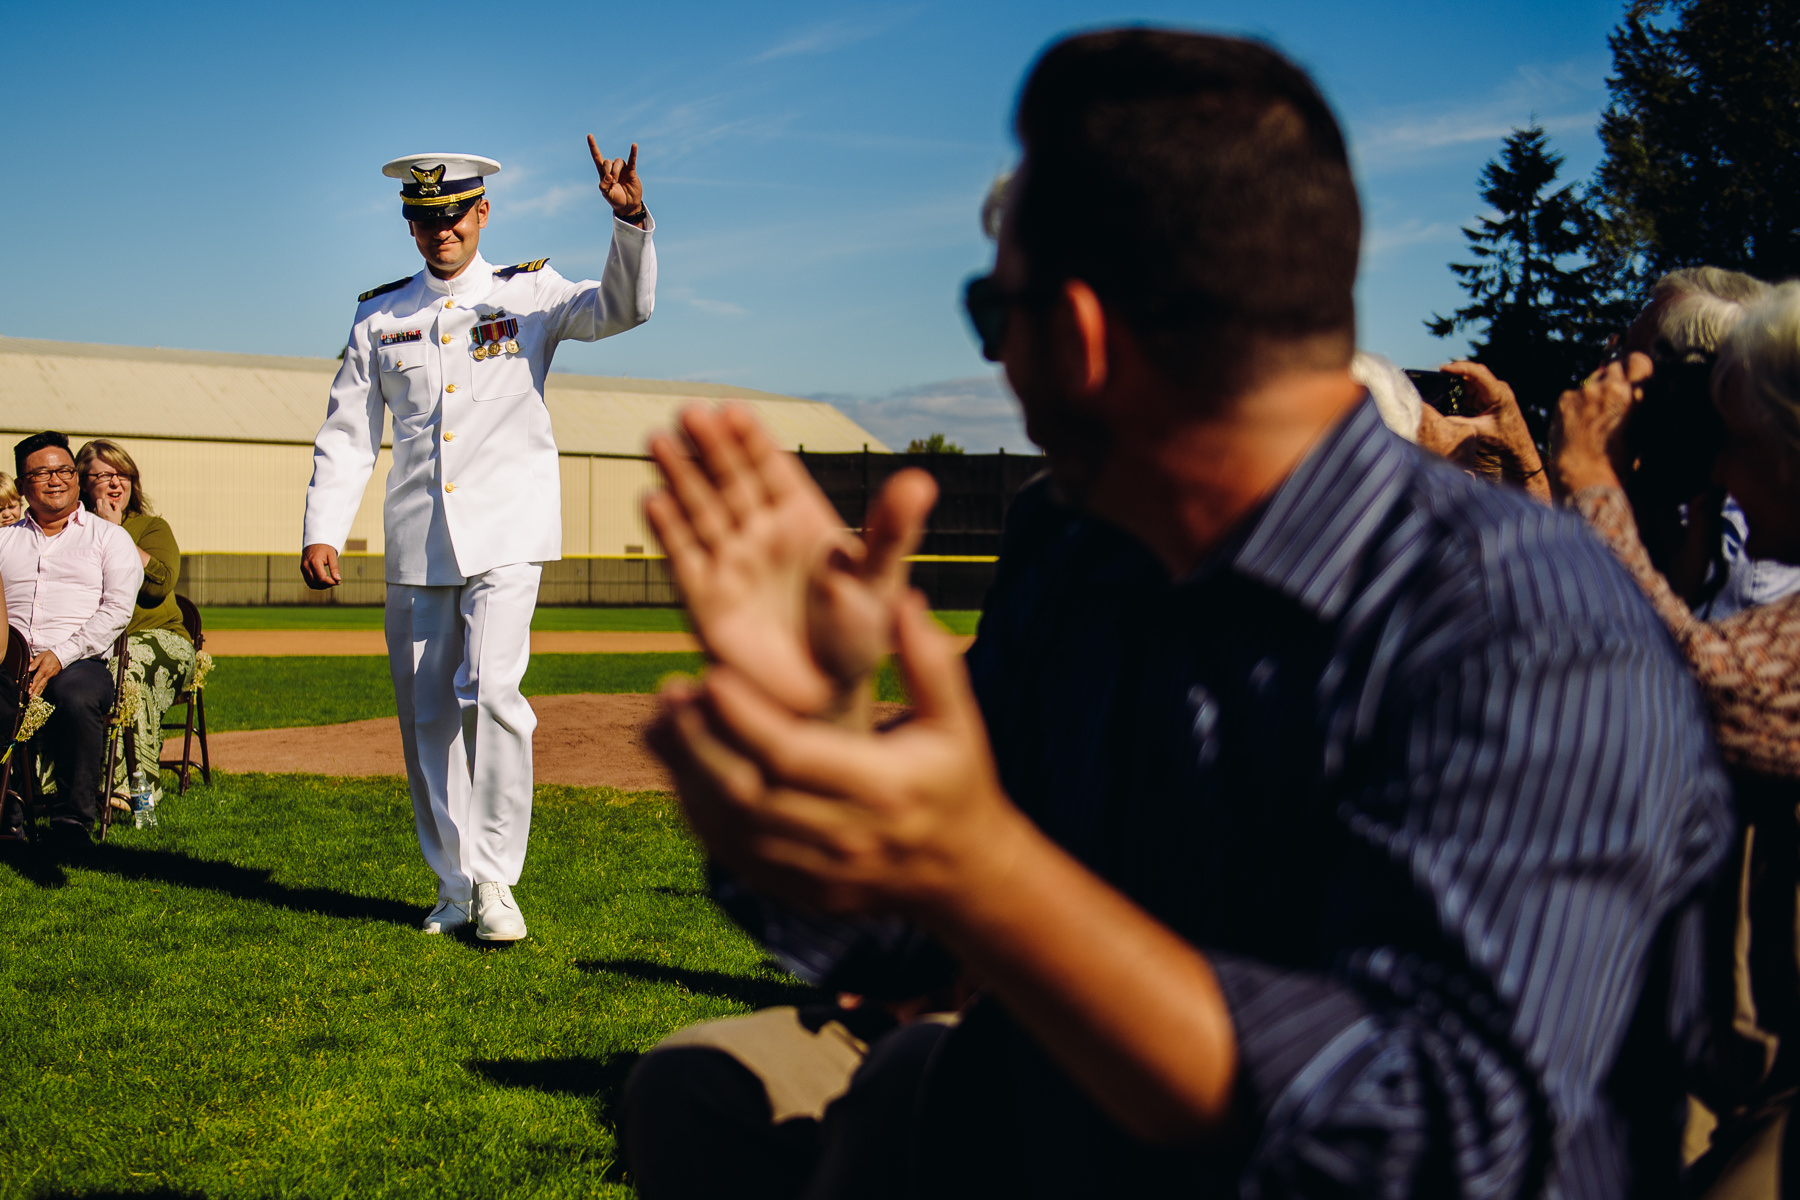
[303, 216, 656, 583]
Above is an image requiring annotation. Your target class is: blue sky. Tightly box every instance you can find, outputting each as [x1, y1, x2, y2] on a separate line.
[3, 0, 1623, 450]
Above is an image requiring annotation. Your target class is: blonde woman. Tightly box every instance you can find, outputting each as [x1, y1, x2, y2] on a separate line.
[75, 439, 194, 811]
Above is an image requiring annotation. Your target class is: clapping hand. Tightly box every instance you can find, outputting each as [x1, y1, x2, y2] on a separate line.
[588, 136, 644, 216]
[650, 591, 1016, 917]
[645, 405, 937, 722]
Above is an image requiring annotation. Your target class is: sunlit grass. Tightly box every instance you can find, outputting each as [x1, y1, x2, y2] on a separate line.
[0, 772, 812, 1199]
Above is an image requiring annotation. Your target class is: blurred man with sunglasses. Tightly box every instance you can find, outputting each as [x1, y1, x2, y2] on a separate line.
[0, 431, 141, 844]
[628, 29, 1730, 1198]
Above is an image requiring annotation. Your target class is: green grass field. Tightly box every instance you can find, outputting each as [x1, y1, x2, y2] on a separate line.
[0, 774, 811, 1198]
[204, 653, 913, 732]
[198, 606, 983, 636]
[205, 655, 710, 732]
[199, 607, 696, 633]
[194, 608, 979, 729]
[0, 606, 976, 1193]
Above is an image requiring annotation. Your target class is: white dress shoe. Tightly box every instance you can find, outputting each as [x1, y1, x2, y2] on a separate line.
[474, 881, 527, 942]
[422, 897, 471, 934]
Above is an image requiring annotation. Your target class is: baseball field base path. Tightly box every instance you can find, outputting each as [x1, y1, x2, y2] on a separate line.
[179, 694, 913, 791]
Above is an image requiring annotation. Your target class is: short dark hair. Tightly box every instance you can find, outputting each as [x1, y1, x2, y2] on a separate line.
[14, 431, 71, 478]
[1012, 30, 1361, 391]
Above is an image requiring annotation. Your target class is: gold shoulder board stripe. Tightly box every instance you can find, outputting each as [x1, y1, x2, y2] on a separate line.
[518, 258, 548, 272]
[358, 276, 412, 303]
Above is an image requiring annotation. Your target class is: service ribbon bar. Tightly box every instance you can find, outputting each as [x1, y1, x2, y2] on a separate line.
[468, 318, 520, 347]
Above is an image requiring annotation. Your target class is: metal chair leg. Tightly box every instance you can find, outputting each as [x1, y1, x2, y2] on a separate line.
[178, 699, 195, 795]
[98, 724, 119, 842]
[196, 689, 210, 786]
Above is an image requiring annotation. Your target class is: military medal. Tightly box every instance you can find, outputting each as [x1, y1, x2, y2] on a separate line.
[470, 316, 519, 359]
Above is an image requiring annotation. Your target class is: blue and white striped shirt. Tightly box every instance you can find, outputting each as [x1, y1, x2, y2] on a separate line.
[730, 396, 1733, 1196]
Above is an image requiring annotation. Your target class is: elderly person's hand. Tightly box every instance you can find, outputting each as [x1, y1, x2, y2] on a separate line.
[1441, 361, 1551, 501]
[1416, 406, 1503, 461]
[1555, 353, 1653, 496]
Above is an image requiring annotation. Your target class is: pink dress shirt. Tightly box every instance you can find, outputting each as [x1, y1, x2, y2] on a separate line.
[0, 504, 143, 666]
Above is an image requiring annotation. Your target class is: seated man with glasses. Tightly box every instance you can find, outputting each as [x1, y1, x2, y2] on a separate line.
[0, 431, 142, 844]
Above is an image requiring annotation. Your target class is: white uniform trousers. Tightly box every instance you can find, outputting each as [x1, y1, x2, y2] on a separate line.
[384, 562, 541, 902]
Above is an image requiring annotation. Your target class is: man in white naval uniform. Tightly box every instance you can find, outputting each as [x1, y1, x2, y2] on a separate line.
[301, 140, 656, 941]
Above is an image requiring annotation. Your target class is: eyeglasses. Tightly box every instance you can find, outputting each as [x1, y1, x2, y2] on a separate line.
[85, 471, 130, 486]
[961, 273, 1058, 362]
[23, 466, 77, 483]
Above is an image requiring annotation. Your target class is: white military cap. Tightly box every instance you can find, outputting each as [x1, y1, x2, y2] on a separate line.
[382, 153, 502, 221]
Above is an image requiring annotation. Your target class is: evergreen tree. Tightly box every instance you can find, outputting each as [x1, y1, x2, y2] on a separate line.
[1427, 124, 1615, 440]
[1596, 0, 1800, 281]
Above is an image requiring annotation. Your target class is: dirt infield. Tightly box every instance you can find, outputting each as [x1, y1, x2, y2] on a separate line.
[177, 694, 912, 790]
[204, 630, 702, 656]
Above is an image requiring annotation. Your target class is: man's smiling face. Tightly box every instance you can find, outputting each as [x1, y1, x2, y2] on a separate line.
[21, 446, 79, 524]
[410, 198, 490, 278]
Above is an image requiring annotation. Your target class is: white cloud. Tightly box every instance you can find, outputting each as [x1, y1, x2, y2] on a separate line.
[1364, 218, 1457, 261]
[1348, 56, 1607, 173]
[507, 183, 589, 218]
[812, 374, 1031, 453]
[689, 297, 748, 317]
[752, 8, 921, 63]
[1356, 109, 1596, 163]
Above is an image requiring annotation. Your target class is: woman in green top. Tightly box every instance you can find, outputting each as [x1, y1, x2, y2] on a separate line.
[76, 439, 195, 808]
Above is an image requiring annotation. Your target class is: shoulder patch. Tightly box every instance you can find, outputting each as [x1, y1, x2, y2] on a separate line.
[494, 258, 549, 280]
[357, 276, 412, 303]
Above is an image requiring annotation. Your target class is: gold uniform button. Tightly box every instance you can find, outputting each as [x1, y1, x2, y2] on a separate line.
[445, 383, 457, 393]
[440, 334, 453, 344]
[443, 431, 455, 441]
[445, 482, 456, 493]
[444, 299, 455, 308]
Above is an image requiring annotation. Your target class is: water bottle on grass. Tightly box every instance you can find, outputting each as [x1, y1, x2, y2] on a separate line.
[131, 769, 157, 829]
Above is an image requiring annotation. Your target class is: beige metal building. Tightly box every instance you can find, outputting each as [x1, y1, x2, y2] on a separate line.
[0, 336, 887, 604]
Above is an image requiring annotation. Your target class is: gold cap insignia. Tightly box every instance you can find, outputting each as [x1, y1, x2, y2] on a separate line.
[410, 164, 446, 196]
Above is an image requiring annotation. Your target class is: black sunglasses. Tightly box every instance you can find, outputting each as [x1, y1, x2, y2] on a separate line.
[961, 274, 1058, 362]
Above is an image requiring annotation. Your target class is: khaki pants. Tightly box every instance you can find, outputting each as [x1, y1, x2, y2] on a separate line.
[624, 1005, 957, 1200]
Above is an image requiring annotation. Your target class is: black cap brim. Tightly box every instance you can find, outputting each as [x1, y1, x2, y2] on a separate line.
[404, 198, 482, 222]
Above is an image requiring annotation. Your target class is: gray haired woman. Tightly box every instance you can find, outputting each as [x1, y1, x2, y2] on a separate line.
[1557, 282, 1800, 1190]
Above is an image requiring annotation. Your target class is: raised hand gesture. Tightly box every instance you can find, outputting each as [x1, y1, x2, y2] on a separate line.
[587, 136, 644, 216]
[645, 405, 937, 723]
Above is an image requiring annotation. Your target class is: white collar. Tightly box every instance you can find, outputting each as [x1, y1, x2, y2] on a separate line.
[423, 253, 494, 301]
[24, 502, 87, 535]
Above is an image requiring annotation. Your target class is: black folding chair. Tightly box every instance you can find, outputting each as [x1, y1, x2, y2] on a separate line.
[157, 596, 210, 794]
[0, 624, 39, 840]
[97, 630, 134, 842]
